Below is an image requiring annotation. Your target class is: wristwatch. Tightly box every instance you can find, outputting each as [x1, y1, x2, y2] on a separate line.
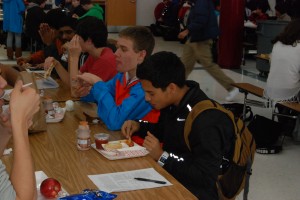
[158, 151, 169, 167]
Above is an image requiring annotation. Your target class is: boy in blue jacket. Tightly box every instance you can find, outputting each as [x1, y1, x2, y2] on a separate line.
[74, 26, 160, 131]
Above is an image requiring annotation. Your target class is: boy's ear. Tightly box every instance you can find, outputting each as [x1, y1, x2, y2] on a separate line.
[137, 50, 147, 64]
[167, 83, 177, 94]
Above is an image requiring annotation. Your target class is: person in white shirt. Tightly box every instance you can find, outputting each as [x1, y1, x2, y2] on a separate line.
[0, 74, 40, 200]
[264, 19, 300, 102]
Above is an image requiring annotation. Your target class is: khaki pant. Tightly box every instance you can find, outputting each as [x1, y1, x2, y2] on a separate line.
[181, 39, 235, 91]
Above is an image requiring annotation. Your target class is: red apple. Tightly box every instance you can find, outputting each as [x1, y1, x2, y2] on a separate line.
[40, 178, 61, 198]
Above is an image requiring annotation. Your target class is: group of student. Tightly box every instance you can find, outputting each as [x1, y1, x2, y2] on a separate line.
[0, 1, 243, 199]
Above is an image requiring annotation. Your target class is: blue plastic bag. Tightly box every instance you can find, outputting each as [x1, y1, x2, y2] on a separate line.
[59, 189, 117, 200]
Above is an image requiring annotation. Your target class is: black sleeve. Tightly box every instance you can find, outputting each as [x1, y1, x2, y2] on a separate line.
[163, 109, 234, 199]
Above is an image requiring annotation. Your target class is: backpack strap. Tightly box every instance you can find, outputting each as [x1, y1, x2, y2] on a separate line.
[184, 99, 239, 151]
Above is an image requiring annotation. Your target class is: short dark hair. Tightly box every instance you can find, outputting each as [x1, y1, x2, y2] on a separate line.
[275, 3, 287, 14]
[45, 8, 67, 30]
[137, 51, 185, 90]
[119, 26, 155, 59]
[31, 0, 47, 5]
[257, 1, 270, 13]
[76, 16, 107, 48]
[272, 19, 300, 46]
[58, 15, 78, 30]
[80, 0, 91, 5]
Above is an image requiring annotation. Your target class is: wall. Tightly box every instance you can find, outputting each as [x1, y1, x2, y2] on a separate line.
[136, 0, 161, 26]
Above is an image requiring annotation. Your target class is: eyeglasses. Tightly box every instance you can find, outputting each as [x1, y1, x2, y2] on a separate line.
[59, 30, 74, 36]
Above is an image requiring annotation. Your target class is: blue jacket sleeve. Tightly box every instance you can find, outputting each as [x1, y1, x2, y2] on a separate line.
[82, 74, 153, 130]
[80, 74, 117, 103]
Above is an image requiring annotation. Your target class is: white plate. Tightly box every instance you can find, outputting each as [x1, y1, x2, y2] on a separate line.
[91, 141, 149, 160]
[46, 108, 66, 123]
[35, 171, 68, 200]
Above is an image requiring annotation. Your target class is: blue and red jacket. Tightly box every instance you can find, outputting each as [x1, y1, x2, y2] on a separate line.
[81, 72, 160, 131]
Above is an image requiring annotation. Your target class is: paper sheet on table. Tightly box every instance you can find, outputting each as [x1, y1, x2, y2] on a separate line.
[88, 168, 172, 193]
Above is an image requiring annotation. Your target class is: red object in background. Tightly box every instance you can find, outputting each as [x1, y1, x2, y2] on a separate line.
[40, 178, 62, 198]
[218, 0, 245, 69]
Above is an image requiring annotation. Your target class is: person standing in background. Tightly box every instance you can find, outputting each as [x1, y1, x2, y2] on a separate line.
[178, 0, 238, 101]
[275, 2, 291, 21]
[2, 0, 25, 59]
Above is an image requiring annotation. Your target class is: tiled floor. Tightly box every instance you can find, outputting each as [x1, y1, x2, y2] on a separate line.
[1, 35, 299, 200]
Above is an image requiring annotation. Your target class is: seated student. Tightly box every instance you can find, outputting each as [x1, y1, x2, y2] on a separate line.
[69, 0, 86, 18]
[264, 19, 300, 102]
[74, 26, 160, 131]
[0, 14, 80, 87]
[78, 0, 103, 20]
[0, 76, 40, 199]
[248, 3, 269, 24]
[44, 16, 117, 87]
[121, 51, 235, 200]
[264, 19, 300, 139]
[275, 3, 291, 21]
[17, 8, 68, 69]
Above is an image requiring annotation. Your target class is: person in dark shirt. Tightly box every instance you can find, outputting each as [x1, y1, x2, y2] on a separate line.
[121, 51, 235, 199]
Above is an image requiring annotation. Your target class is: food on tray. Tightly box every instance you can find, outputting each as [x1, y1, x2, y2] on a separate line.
[104, 142, 123, 150]
[103, 139, 135, 151]
[124, 139, 134, 147]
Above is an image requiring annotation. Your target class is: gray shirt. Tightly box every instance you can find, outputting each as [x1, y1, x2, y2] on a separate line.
[0, 160, 16, 200]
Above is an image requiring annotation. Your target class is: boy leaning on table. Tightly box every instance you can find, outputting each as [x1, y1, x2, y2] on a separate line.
[0, 74, 40, 199]
[121, 51, 235, 200]
[72, 26, 160, 131]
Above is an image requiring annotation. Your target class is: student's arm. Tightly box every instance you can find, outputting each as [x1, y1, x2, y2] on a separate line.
[9, 81, 40, 200]
[68, 35, 82, 89]
[88, 79, 153, 130]
[44, 57, 71, 87]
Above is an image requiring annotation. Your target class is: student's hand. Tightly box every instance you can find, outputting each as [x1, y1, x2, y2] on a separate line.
[77, 73, 102, 85]
[68, 35, 82, 58]
[39, 23, 56, 46]
[9, 80, 40, 129]
[17, 57, 31, 66]
[72, 77, 91, 97]
[72, 14, 79, 19]
[143, 131, 163, 161]
[44, 57, 58, 70]
[121, 120, 140, 138]
[178, 29, 189, 40]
